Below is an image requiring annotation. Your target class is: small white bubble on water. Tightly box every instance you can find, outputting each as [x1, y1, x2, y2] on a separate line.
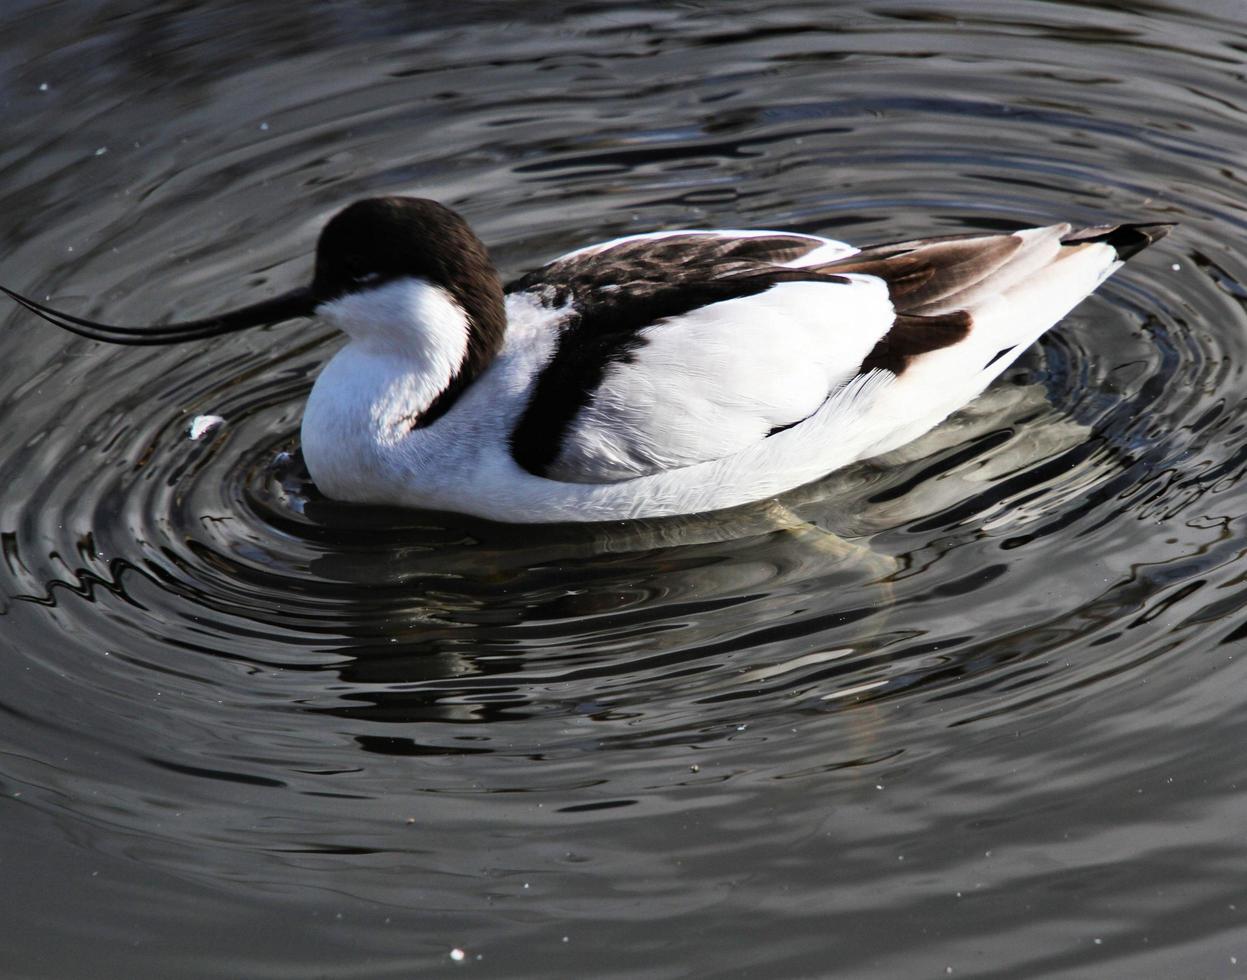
[260, 122, 269, 131]
[94, 147, 107, 156]
[38, 82, 49, 92]
[1171, 263, 1181, 271]
[188, 414, 225, 440]
[450, 948, 466, 962]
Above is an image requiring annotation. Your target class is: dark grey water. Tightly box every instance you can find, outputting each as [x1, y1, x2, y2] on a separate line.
[3, 1, 1247, 976]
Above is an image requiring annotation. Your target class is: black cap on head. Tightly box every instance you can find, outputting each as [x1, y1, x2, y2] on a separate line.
[311, 197, 503, 311]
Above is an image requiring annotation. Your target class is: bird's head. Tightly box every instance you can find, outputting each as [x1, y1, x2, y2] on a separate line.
[1, 196, 505, 355]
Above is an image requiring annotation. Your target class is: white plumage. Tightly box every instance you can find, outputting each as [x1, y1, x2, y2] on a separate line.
[548, 274, 890, 481]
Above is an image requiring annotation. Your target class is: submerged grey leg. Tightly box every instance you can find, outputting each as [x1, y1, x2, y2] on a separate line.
[761, 500, 895, 572]
[760, 498, 898, 632]
[728, 502, 900, 748]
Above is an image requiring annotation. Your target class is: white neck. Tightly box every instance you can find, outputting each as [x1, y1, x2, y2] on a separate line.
[300, 278, 473, 500]
[319, 276, 469, 364]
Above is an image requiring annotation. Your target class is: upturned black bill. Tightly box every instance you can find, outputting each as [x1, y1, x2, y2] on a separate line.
[0, 285, 316, 346]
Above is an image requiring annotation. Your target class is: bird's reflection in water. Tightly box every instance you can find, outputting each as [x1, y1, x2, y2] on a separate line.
[279, 380, 1088, 755]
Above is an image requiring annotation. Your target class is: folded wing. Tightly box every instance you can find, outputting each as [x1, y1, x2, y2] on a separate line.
[505, 222, 1151, 484]
[506, 231, 896, 482]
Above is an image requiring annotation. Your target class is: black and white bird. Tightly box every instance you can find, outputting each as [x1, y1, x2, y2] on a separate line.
[2, 198, 1170, 522]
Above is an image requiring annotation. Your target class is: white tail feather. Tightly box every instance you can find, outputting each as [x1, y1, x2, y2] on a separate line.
[851, 236, 1125, 461]
[919, 224, 1071, 315]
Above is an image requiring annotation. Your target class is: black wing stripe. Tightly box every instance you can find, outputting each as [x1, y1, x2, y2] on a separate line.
[860, 311, 972, 375]
[505, 233, 827, 299]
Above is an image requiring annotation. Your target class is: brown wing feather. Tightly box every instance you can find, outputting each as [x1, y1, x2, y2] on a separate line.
[814, 234, 1023, 314]
[811, 231, 1033, 377]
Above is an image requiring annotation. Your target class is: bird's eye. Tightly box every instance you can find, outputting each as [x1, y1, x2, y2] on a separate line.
[338, 256, 381, 287]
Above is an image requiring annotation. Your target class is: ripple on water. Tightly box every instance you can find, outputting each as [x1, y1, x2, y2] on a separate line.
[2, 2, 1247, 976]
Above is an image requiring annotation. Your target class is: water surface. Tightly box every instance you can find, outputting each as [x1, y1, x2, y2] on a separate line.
[3, 2, 1247, 977]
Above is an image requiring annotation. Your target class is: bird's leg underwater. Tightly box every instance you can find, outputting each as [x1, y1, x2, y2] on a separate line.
[760, 499, 895, 573]
[718, 500, 897, 765]
[758, 498, 898, 637]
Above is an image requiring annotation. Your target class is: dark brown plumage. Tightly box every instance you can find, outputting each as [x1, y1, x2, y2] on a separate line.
[816, 234, 1022, 313]
[859, 311, 973, 375]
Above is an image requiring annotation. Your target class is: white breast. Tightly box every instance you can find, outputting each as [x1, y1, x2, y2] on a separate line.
[301, 278, 474, 498]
